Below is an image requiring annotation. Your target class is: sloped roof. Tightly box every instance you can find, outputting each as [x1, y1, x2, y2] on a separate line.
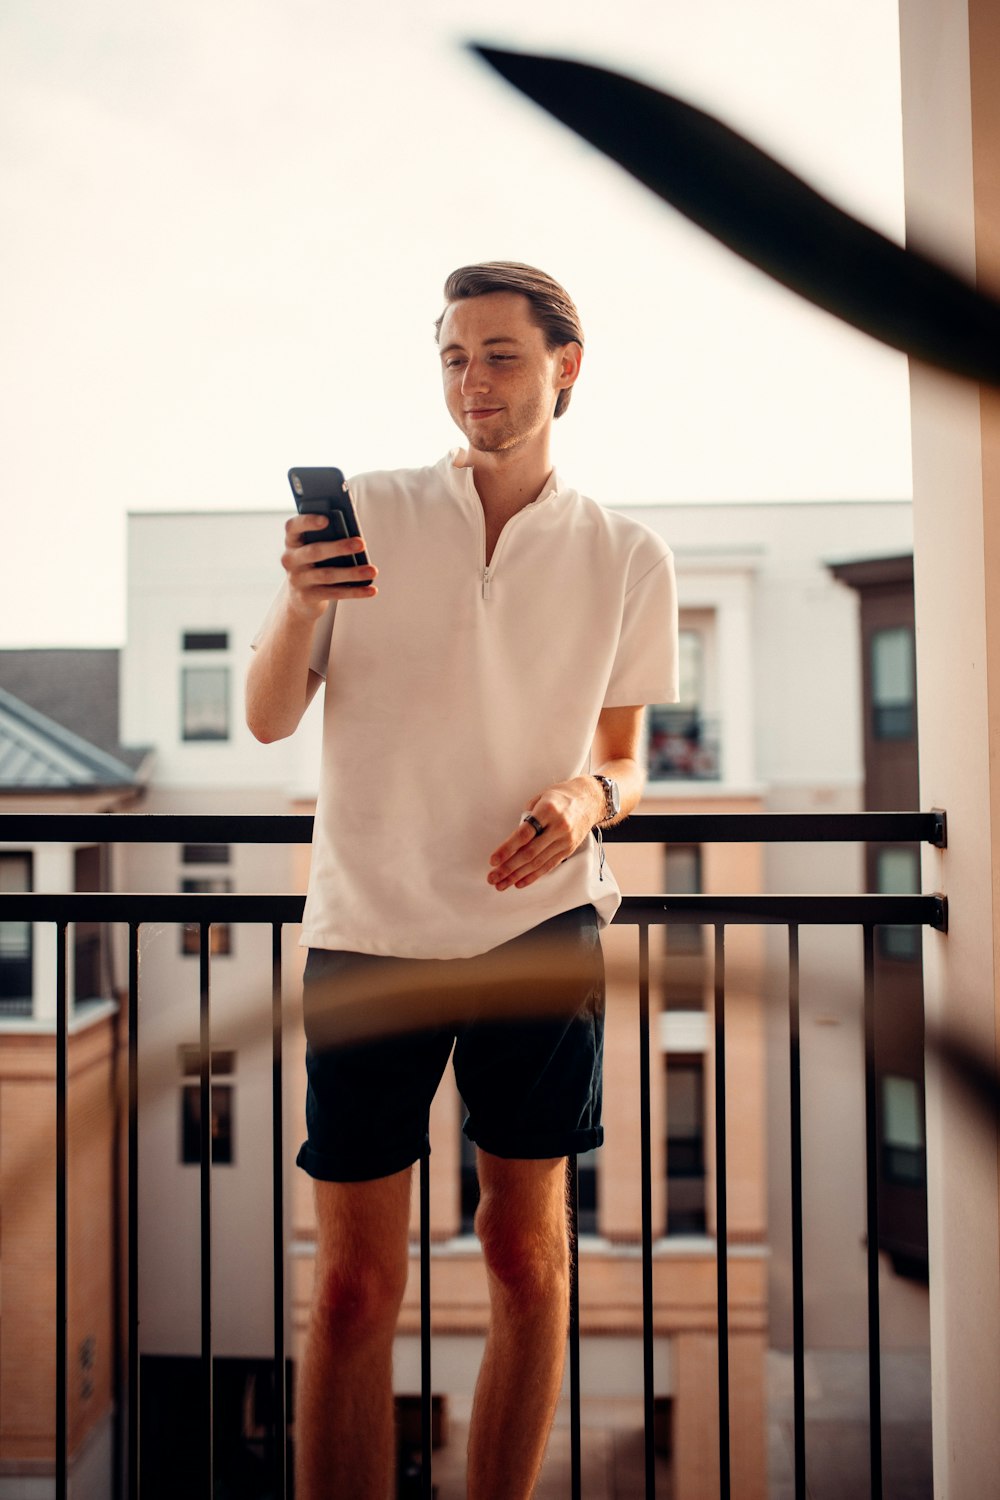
[0, 687, 142, 789]
[0, 650, 148, 772]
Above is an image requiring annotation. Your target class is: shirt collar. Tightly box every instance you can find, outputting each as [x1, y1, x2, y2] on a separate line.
[443, 449, 562, 507]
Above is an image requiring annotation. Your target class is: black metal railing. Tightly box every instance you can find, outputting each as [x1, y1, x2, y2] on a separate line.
[0, 809, 947, 1500]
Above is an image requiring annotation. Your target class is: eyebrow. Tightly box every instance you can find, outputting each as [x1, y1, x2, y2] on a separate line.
[439, 336, 524, 356]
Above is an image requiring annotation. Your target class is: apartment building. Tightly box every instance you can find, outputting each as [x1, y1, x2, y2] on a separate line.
[0, 494, 921, 1498]
[0, 655, 148, 1498]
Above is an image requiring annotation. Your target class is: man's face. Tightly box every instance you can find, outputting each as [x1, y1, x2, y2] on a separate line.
[437, 292, 575, 456]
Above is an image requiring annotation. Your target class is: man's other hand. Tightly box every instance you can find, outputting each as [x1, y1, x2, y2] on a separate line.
[487, 778, 606, 892]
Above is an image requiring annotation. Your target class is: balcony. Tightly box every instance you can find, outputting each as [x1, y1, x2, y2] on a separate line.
[646, 709, 722, 783]
[0, 810, 949, 1499]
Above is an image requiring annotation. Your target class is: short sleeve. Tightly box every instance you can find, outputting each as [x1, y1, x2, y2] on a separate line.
[603, 551, 679, 708]
[307, 600, 336, 678]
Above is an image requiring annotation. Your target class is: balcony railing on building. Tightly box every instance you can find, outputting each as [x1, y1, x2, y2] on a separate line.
[0, 809, 947, 1500]
[646, 708, 722, 781]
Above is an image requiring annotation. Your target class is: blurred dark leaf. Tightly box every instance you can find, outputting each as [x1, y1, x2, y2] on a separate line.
[931, 1028, 1000, 1121]
[473, 45, 1000, 389]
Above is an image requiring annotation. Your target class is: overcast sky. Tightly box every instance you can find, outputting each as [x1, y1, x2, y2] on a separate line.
[1, 0, 911, 648]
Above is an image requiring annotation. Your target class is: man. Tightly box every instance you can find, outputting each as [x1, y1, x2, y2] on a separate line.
[246, 262, 678, 1499]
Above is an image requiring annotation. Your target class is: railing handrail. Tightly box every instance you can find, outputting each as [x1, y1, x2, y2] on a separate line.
[0, 808, 947, 845]
[0, 890, 947, 928]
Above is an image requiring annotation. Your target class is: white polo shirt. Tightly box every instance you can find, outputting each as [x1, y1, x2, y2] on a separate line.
[258, 453, 678, 959]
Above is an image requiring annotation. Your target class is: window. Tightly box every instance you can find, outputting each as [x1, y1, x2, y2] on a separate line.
[182, 844, 231, 866]
[182, 667, 230, 742]
[871, 627, 915, 740]
[0, 852, 32, 1017]
[183, 631, 229, 652]
[73, 845, 105, 1002]
[574, 1148, 599, 1234]
[181, 628, 231, 742]
[664, 844, 703, 958]
[881, 1074, 926, 1187]
[459, 1124, 598, 1235]
[181, 878, 233, 956]
[647, 626, 721, 781]
[460, 1126, 479, 1232]
[666, 1056, 707, 1235]
[180, 1046, 236, 1165]
[663, 844, 706, 1012]
[876, 846, 921, 961]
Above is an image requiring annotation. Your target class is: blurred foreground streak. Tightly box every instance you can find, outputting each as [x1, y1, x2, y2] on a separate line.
[473, 45, 1000, 390]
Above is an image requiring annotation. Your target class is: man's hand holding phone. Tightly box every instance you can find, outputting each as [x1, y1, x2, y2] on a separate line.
[281, 514, 378, 621]
[283, 466, 378, 621]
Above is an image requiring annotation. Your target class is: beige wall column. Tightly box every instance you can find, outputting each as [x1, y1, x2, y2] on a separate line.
[898, 0, 1000, 1492]
[672, 1331, 720, 1500]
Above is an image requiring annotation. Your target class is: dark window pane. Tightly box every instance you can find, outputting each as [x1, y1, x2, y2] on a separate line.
[665, 845, 703, 957]
[459, 1123, 479, 1232]
[0, 853, 32, 1014]
[666, 1057, 707, 1235]
[881, 1075, 926, 1187]
[180, 1047, 237, 1078]
[180, 878, 232, 956]
[182, 844, 231, 865]
[876, 847, 921, 961]
[183, 631, 229, 652]
[884, 1145, 926, 1185]
[182, 667, 230, 742]
[181, 924, 232, 957]
[181, 1082, 234, 1165]
[576, 1147, 599, 1235]
[872, 627, 915, 741]
[880, 924, 921, 961]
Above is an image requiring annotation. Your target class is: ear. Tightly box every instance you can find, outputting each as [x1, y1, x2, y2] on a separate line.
[556, 340, 583, 392]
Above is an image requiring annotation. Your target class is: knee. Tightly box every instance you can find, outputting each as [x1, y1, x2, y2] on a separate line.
[476, 1194, 568, 1304]
[311, 1252, 408, 1346]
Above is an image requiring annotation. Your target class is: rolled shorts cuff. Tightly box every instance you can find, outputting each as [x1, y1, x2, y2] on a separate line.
[295, 1136, 428, 1184]
[465, 1121, 604, 1161]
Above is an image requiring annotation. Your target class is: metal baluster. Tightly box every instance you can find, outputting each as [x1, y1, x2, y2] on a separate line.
[420, 1144, 433, 1497]
[639, 924, 655, 1499]
[568, 1152, 582, 1500]
[199, 923, 213, 1497]
[56, 921, 68, 1500]
[128, 923, 140, 1498]
[863, 925, 883, 1500]
[714, 924, 731, 1500]
[271, 924, 287, 1499]
[788, 925, 806, 1499]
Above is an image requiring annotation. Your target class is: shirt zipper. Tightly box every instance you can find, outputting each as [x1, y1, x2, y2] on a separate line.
[478, 505, 538, 601]
[462, 463, 557, 600]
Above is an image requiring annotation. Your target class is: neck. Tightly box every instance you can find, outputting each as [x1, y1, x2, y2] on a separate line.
[456, 435, 555, 525]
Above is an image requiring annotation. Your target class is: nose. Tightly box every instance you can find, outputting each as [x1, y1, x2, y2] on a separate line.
[461, 358, 489, 395]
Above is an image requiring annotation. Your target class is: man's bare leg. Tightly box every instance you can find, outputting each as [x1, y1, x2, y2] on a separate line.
[296, 1170, 412, 1500]
[467, 1152, 570, 1500]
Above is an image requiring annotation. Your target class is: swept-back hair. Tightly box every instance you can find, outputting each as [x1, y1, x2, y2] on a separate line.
[435, 261, 584, 418]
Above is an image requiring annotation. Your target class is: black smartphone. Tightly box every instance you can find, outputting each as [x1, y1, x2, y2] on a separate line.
[287, 467, 371, 583]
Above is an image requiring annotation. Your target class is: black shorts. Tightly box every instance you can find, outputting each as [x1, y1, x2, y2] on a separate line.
[296, 905, 605, 1183]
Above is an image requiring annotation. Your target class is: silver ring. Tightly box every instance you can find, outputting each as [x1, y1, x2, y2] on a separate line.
[521, 814, 545, 839]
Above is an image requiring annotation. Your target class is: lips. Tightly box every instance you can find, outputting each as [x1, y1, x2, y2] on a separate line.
[465, 408, 503, 418]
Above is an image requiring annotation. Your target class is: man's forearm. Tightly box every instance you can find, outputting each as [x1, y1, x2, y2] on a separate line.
[246, 591, 323, 743]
